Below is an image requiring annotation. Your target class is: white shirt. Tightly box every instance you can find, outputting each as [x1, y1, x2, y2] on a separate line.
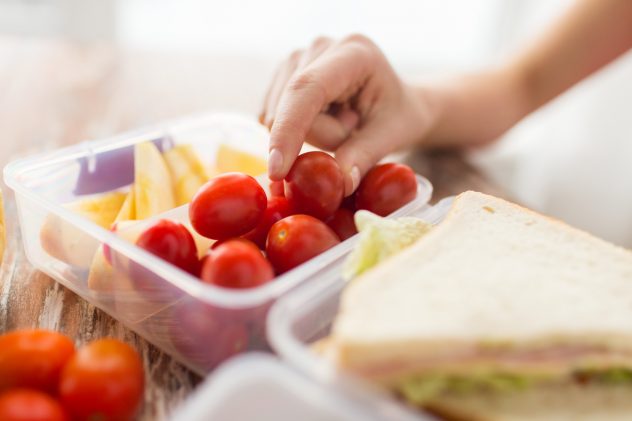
[470, 51, 632, 248]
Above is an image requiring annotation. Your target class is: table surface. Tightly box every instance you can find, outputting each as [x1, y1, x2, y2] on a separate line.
[0, 36, 505, 420]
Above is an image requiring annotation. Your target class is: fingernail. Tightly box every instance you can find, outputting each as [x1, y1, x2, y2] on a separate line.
[268, 148, 284, 179]
[348, 166, 361, 195]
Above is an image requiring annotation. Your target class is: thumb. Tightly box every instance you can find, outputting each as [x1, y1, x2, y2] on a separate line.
[334, 121, 393, 196]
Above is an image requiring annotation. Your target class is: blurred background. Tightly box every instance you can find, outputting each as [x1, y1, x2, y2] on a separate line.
[1, 0, 631, 246]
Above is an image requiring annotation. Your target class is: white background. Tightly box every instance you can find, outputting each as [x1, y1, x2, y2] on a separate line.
[1, 0, 631, 246]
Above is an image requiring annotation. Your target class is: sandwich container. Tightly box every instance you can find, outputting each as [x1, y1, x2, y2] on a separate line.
[3, 112, 434, 374]
[169, 353, 426, 421]
[267, 198, 455, 420]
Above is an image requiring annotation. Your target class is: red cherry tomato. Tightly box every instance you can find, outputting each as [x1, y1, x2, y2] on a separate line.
[269, 180, 285, 197]
[243, 197, 294, 249]
[284, 152, 344, 220]
[200, 240, 274, 289]
[326, 208, 358, 241]
[59, 339, 144, 421]
[355, 163, 418, 216]
[190, 173, 267, 240]
[266, 215, 340, 274]
[136, 219, 199, 275]
[0, 389, 69, 421]
[0, 329, 75, 394]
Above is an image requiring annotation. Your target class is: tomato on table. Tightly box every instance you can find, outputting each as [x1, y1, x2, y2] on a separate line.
[190, 173, 267, 240]
[243, 196, 294, 249]
[266, 215, 340, 274]
[59, 339, 144, 421]
[0, 329, 75, 394]
[284, 152, 344, 220]
[0, 389, 69, 421]
[136, 219, 199, 275]
[355, 163, 418, 216]
[200, 239, 274, 289]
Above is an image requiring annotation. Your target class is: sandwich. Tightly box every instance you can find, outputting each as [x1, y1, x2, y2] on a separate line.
[325, 191, 632, 420]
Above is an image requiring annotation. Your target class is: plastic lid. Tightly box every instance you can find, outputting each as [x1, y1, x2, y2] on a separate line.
[170, 354, 403, 421]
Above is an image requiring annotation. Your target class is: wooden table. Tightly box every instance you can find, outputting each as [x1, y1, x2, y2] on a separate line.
[0, 36, 504, 419]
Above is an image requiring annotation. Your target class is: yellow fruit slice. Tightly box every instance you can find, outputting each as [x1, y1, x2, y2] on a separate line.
[65, 191, 127, 229]
[163, 145, 209, 206]
[134, 142, 176, 219]
[115, 189, 136, 222]
[40, 191, 127, 268]
[343, 210, 432, 280]
[216, 143, 267, 176]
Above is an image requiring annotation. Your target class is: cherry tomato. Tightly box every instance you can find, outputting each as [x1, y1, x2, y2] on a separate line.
[200, 240, 274, 289]
[355, 163, 418, 216]
[326, 208, 358, 241]
[269, 180, 285, 197]
[0, 389, 69, 421]
[243, 197, 294, 249]
[284, 152, 343, 220]
[266, 215, 340, 274]
[136, 219, 198, 275]
[190, 173, 267, 240]
[0, 329, 75, 394]
[59, 339, 144, 421]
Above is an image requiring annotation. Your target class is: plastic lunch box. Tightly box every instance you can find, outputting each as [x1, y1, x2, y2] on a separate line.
[267, 198, 455, 420]
[169, 353, 426, 421]
[3, 113, 433, 374]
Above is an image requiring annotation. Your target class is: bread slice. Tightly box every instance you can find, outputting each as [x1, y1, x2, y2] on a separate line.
[329, 191, 632, 381]
[427, 383, 632, 421]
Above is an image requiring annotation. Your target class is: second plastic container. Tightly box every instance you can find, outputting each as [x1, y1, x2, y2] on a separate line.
[268, 198, 455, 420]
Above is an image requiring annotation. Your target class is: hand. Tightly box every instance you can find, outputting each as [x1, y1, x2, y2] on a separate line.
[261, 35, 436, 195]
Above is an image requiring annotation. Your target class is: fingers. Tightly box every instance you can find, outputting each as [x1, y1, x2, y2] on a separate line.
[268, 39, 377, 179]
[334, 118, 394, 196]
[261, 37, 332, 129]
[306, 107, 360, 151]
[262, 50, 302, 128]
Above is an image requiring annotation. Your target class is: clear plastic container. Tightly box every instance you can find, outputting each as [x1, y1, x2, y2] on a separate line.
[3, 112, 433, 374]
[169, 354, 426, 421]
[267, 198, 455, 420]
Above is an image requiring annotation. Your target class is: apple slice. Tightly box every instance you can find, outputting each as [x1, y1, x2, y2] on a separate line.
[134, 142, 176, 219]
[40, 191, 127, 268]
[115, 189, 136, 222]
[163, 145, 209, 206]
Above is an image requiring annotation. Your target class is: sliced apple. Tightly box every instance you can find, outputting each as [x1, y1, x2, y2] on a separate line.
[163, 145, 209, 206]
[65, 191, 127, 228]
[40, 191, 127, 268]
[215, 143, 267, 176]
[134, 142, 176, 219]
[115, 189, 136, 222]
